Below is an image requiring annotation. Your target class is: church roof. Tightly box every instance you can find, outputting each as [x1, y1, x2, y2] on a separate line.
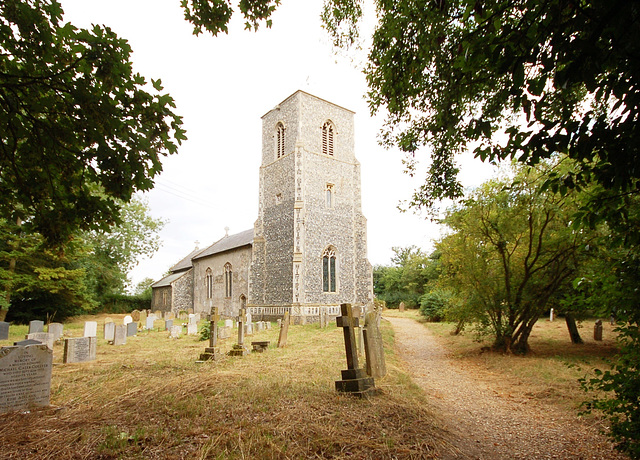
[170, 246, 204, 273]
[151, 271, 189, 288]
[193, 229, 254, 261]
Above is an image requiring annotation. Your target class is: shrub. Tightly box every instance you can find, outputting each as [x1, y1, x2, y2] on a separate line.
[419, 290, 452, 322]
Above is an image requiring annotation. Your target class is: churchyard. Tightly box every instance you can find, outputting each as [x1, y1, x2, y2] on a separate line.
[0, 309, 619, 458]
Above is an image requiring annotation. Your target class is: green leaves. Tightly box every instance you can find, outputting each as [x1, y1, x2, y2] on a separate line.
[180, 0, 281, 36]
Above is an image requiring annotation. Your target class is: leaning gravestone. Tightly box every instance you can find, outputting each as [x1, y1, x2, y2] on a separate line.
[113, 325, 127, 345]
[29, 320, 44, 334]
[47, 323, 63, 341]
[0, 321, 9, 341]
[26, 332, 54, 350]
[104, 322, 116, 342]
[126, 321, 137, 337]
[0, 344, 53, 413]
[277, 312, 290, 348]
[83, 321, 97, 338]
[63, 337, 97, 363]
[364, 311, 387, 379]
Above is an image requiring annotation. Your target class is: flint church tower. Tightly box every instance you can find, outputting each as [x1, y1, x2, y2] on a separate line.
[249, 91, 373, 320]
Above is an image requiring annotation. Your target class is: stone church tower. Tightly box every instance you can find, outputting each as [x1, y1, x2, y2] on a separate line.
[249, 91, 373, 322]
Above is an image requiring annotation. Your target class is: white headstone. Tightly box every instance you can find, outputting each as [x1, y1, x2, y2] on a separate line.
[0, 344, 53, 413]
[188, 314, 197, 325]
[123, 315, 133, 325]
[83, 321, 97, 338]
[224, 319, 233, 329]
[169, 325, 182, 338]
[145, 317, 154, 330]
[104, 322, 116, 342]
[187, 323, 198, 335]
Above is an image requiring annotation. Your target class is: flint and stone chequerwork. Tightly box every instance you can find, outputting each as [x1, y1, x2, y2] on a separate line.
[151, 91, 373, 323]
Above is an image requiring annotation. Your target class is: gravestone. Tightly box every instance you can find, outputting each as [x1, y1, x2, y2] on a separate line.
[188, 314, 196, 324]
[131, 310, 141, 322]
[335, 303, 376, 397]
[165, 319, 173, 331]
[48, 323, 63, 341]
[169, 325, 182, 338]
[139, 311, 147, 328]
[229, 308, 249, 356]
[179, 311, 188, 320]
[549, 308, 554, 322]
[165, 312, 175, 320]
[0, 344, 53, 413]
[399, 302, 405, 312]
[145, 317, 155, 330]
[104, 316, 114, 324]
[225, 319, 233, 329]
[126, 321, 137, 337]
[364, 311, 387, 379]
[26, 332, 54, 350]
[29, 320, 44, 334]
[218, 326, 231, 339]
[352, 306, 365, 359]
[277, 312, 290, 348]
[594, 319, 603, 341]
[187, 323, 198, 335]
[251, 341, 270, 353]
[104, 322, 116, 342]
[83, 321, 97, 338]
[123, 315, 133, 325]
[63, 337, 97, 364]
[154, 310, 163, 318]
[198, 307, 221, 362]
[113, 325, 127, 345]
[154, 319, 165, 331]
[266, 321, 272, 330]
[0, 321, 8, 341]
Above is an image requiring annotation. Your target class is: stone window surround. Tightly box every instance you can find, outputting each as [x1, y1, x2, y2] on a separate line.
[224, 263, 233, 298]
[322, 246, 338, 293]
[322, 120, 335, 156]
[326, 183, 334, 208]
[275, 122, 285, 159]
[205, 268, 213, 299]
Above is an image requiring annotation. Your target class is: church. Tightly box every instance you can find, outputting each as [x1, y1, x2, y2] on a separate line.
[151, 91, 373, 323]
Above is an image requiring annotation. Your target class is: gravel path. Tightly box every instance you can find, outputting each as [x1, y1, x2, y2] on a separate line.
[386, 316, 626, 460]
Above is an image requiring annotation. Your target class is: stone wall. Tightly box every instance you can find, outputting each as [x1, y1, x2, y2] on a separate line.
[192, 246, 252, 318]
[151, 286, 172, 311]
[172, 269, 193, 314]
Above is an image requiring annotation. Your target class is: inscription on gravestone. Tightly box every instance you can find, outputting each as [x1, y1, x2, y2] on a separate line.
[63, 337, 97, 364]
[0, 344, 53, 413]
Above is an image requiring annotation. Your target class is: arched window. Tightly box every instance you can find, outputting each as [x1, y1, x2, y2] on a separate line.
[224, 263, 232, 298]
[326, 183, 334, 208]
[322, 247, 337, 293]
[205, 268, 213, 299]
[276, 122, 285, 158]
[322, 121, 334, 156]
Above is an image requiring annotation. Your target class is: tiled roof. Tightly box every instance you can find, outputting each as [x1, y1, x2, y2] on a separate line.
[170, 247, 205, 273]
[151, 271, 188, 288]
[193, 229, 254, 260]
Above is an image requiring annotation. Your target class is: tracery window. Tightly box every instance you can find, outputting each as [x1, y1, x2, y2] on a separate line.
[322, 121, 334, 156]
[276, 122, 285, 158]
[206, 268, 213, 299]
[322, 247, 337, 293]
[224, 263, 232, 298]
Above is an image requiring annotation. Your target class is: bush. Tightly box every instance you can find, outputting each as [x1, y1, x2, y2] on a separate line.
[419, 290, 452, 322]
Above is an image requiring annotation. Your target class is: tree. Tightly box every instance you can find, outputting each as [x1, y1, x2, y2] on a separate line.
[436, 165, 592, 353]
[322, 0, 639, 222]
[1, 0, 186, 245]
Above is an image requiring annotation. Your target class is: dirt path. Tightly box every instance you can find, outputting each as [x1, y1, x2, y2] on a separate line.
[385, 316, 626, 459]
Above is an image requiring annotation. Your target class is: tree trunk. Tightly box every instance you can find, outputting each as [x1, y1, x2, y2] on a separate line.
[565, 314, 583, 344]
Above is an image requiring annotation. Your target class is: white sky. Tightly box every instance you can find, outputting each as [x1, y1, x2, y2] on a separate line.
[61, 0, 497, 290]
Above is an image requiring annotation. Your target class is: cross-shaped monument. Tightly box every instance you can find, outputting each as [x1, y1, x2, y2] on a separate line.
[335, 303, 376, 397]
[228, 308, 249, 356]
[197, 307, 221, 362]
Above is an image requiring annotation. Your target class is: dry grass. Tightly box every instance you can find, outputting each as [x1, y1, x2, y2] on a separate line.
[0, 314, 448, 459]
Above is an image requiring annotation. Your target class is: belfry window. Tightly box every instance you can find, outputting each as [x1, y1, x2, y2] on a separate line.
[224, 263, 232, 298]
[276, 122, 285, 158]
[322, 121, 334, 156]
[322, 247, 337, 293]
[206, 268, 213, 299]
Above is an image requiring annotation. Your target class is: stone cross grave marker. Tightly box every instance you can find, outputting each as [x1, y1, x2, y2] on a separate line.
[83, 321, 97, 338]
[0, 344, 53, 413]
[197, 307, 221, 362]
[63, 337, 97, 364]
[29, 320, 44, 334]
[0, 321, 10, 341]
[364, 311, 387, 379]
[335, 304, 376, 397]
[229, 308, 249, 356]
[48, 323, 63, 341]
[277, 311, 290, 348]
[113, 325, 126, 345]
[104, 322, 116, 342]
